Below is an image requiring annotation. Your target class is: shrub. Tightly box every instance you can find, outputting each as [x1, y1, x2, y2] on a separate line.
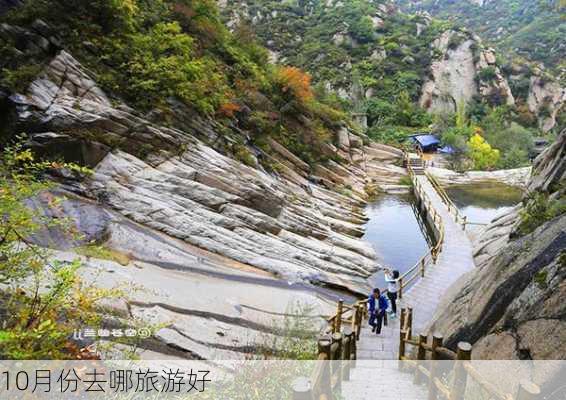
[477, 66, 498, 82]
[447, 33, 464, 50]
[0, 141, 124, 359]
[517, 192, 566, 236]
[109, 22, 232, 114]
[1, 64, 43, 93]
[275, 66, 315, 104]
[467, 133, 500, 170]
[233, 144, 257, 167]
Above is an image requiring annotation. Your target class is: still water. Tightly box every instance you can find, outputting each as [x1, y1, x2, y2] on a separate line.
[363, 183, 522, 290]
[363, 193, 434, 289]
[446, 183, 523, 225]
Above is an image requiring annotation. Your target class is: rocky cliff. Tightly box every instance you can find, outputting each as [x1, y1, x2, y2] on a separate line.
[0, 16, 409, 359]
[429, 130, 566, 360]
[395, 0, 566, 76]
[419, 30, 515, 114]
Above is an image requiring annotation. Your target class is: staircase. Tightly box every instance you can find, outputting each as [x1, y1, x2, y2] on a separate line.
[407, 155, 425, 175]
[341, 361, 428, 400]
[341, 311, 427, 399]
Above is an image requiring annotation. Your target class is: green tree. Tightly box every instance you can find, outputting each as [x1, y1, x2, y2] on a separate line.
[467, 133, 500, 170]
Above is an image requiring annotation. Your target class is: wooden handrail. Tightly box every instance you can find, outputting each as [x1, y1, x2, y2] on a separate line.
[425, 171, 467, 230]
[397, 307, 540, 400]
[293, 152, 458, 399]
[397, 153, 447, 298]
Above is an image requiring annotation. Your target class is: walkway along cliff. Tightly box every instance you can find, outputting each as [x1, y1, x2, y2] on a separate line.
[290, 150, 551, 399]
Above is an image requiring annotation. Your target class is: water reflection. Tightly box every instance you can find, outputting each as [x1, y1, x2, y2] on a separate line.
[446, 184, 523, 225]
[363, 193, 434, 289]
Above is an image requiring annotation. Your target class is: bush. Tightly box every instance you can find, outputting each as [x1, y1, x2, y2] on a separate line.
[477, 66, 498, 82]
[366, 91, 431, 128]
[1, 64, 43, 93]
[0, 141, 124, 359]
[467, 133, 500, 170]
[274, 66, 315, 104]
[107, 22, 232, 114]
[517, 193, 566, 236]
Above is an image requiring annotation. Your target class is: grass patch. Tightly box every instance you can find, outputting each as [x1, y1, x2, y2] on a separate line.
[399, 175, 413, 186]
[76, 245, 131, 266]
[364, 183, 380, 200]
[534, 271, 548, 290]
[259, 302, 319, 360]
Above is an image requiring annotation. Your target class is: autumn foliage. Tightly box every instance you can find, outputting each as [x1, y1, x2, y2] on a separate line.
[217, 101, 241, 118]
[276, 66, 314, 103]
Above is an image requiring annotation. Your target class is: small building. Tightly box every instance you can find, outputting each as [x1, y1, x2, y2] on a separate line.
[408, 134, 441, 153]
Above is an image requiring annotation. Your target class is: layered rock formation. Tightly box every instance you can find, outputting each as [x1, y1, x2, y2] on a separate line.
[0, 21, 410, 358]
[429, 130, 566, 360]
[6, 47, 388, 290]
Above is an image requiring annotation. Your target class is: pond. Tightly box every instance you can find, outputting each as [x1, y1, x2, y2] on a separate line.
[363, 193, 435, 290]
[446, 183, 523, 226]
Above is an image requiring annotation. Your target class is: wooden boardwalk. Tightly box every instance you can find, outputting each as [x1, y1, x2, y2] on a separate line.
[356, 171, 476, 360]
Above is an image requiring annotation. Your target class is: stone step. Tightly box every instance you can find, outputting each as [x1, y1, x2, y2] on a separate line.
[342, 366, 428, 400]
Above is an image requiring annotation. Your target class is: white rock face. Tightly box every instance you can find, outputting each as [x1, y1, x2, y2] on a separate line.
[420, 33, 478, 113]
[527, 76, 566, 132]
[420, 31, 514, 113]
[371, 16, 384, 29]
[370, 48, 387, 61]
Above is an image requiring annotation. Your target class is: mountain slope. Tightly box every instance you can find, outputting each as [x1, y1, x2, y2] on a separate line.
[395, 0, 566, 76]
[220, 0, 565, 172]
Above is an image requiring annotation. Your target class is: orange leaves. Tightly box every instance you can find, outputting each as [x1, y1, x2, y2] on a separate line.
[217, 101, 241, 118]
[275, 66, 314, 103]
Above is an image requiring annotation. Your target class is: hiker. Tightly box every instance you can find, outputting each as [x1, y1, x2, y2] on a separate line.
[367, 288, 388, 334]
[385, 268, 400, 317]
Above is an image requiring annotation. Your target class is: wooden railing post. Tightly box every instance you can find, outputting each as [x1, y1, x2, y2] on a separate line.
[332, 332, 343, 393]
[515, 381, 541, 400]
[349, 329, 357, 368]
[342, 329, 352, 381]
[449, 342, 472, 400]
[335, 299, 344, 333]
[319, 337, 332, 360]
[351, 304, 357, 333]
[407, 307, 413, 339]
[318, 338, 332, 400]
[420, 258, 425, 277]
[428, 334, 443, 400]
[398, 308, 407, 361]
[413, 333, 428, 384]
[398, 278, 404, 299]
[354, 304, 363, 340]
[292, 377, 312, 400]
[462, 216, 467, 231]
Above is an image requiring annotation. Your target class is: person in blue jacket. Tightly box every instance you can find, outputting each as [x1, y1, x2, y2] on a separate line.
[368, 288, 388, 334]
